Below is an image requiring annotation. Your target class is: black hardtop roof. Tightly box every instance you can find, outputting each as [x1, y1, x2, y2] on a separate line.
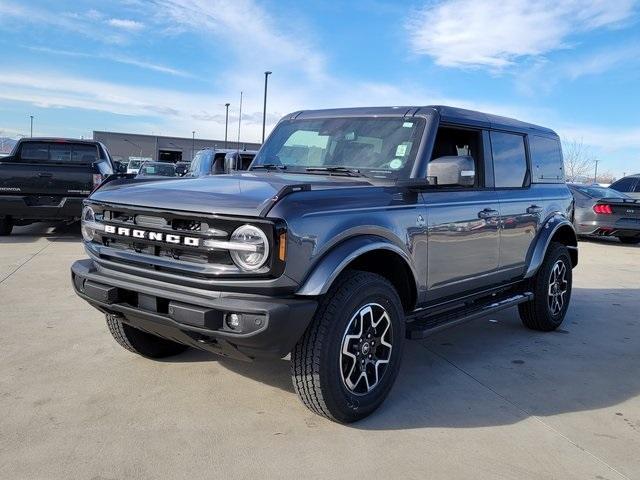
[289, 105, 557, 136]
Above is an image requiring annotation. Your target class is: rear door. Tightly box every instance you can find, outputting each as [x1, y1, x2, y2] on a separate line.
[491, 131, 540, 278]
[0, 141, 99, 196]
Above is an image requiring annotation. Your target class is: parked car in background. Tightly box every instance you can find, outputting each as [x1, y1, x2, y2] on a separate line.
[185, 149, 257, 177]
[568, 183, 640, 244]
[72, 105, 578, 423]
[126, 159, 144, 174]
[609, 174, 640, 199]
[136, 162, 177, 178]
[0, 138, 121, 235]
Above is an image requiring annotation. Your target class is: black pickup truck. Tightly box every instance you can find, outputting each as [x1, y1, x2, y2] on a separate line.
[0, 138, 120, 235]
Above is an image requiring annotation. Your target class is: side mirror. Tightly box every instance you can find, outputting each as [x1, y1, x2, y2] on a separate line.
[427, 155, 475, 187]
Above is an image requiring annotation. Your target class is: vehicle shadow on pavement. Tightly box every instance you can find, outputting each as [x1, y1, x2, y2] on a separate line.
[164, 286, 640, 430]
[579, 236, 639, 247]
[1, 221, 81, 244]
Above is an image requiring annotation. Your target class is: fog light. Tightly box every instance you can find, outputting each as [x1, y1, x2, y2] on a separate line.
[225, 313, 242, 330]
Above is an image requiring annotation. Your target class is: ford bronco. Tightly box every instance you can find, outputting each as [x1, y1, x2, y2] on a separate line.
[71, 106, 577, 423]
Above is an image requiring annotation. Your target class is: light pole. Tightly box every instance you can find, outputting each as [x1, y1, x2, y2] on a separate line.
[262, 71, 272, 143]
[30, 115, 34, 137]
[224, 103, 230, 149]
[192, 131, 196, 161]
[593, 159, 599, 184]
[237, 91, 243, 151]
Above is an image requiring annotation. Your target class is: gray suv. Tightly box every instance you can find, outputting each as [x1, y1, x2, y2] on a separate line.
[71, 106, 578, 423]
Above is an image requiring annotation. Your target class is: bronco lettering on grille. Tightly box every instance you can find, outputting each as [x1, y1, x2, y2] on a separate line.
[104, 224, 200, 247]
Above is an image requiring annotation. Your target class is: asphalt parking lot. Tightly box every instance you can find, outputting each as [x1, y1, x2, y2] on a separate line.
[1, 223, 639, 480]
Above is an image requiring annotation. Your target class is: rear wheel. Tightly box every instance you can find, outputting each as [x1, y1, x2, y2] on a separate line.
[106, 314, 189, 358]
[291, 271, 405, 423]
[519, 242, 572, 331]
[0, 217, 13, 236]
[618, 236, 640, 245]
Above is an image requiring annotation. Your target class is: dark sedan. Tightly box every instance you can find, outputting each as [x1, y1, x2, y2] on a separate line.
[568, 183, 640, 244]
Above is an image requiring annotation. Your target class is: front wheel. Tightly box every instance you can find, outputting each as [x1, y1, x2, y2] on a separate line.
[618, 236, 640, 245]
[519, 242, 573, 331]
[106, 314, 189, 358]
[291, 271, 405, 423]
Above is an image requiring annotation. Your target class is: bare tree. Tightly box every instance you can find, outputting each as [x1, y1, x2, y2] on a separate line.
[595, 171, 616, 185]
[562, 139, 597, 183]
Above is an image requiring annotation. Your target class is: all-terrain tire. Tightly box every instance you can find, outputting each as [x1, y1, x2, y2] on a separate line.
[0, 217, 13, 236]
[518, 242, 572, 331]
[618, 236, 640, 245]
[291, 271, 405, 423]
[106, 314, 189, 358]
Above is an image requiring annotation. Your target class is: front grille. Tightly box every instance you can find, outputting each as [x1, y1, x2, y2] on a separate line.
[84, 202, 281, 279]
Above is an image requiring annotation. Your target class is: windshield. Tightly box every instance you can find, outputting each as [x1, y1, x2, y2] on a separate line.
[571, 185, 630, 199]
[138, 163, 176, 176]
[252, 117, 425, 178]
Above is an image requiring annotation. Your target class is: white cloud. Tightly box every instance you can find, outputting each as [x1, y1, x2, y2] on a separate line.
[25, 46, 192, 78]
[148, 0, 327, 80]
[407, 0, 637, 68]
[107, 18, 144, 31]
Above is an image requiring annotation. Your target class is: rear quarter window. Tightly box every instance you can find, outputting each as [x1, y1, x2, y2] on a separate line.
[529, 135, 564, 182]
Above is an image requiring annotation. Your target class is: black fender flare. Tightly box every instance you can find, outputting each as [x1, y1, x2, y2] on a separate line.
[524, 215, 578, 279]
[296, 235, 418, 296]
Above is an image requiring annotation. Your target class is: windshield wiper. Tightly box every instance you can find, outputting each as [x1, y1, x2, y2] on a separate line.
[251, 163, 287, 171]
[305, 166, 362, 177]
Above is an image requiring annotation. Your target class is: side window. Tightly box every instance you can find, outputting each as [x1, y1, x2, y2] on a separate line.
[611, 178, 635, 193]
[634, 181, 640, 193]
[491, 131, 527, 188]
[529, 135, 563, 181]
[428, 126, 482, 187]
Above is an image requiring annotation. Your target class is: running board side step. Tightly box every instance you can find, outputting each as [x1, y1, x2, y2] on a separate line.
[406, 292, 534, 340]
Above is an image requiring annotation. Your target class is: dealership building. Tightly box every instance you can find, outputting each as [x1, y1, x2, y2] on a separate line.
[93, 131, 261, 163]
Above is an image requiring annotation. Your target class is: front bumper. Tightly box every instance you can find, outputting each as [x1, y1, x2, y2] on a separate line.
[0, 195, 84, 220]
[71, 259, 317, 360]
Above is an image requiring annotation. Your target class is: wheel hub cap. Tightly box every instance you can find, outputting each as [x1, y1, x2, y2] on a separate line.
[548, 259, 568, 316]
[340, 303, 393, 396]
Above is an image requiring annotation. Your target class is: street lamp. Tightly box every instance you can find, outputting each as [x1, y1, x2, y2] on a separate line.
[30, 115, 34, 137]
[124, 138, 143, 159]
[262, 71, 272, 143]
[593, 159, 599, 184]
[192, 131, 196, 161]
[224, 103, 230, 149]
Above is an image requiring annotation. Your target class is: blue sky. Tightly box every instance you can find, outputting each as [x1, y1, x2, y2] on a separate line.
[0, 0, 639, 177]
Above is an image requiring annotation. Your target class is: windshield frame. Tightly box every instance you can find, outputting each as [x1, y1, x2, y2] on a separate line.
[251, 116, 426, 179]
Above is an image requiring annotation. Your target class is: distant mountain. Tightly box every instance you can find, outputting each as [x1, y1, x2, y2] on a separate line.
[0, 137, 17, 154]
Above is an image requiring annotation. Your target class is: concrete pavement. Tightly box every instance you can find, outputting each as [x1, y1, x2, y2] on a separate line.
[1, 223, 638, 479]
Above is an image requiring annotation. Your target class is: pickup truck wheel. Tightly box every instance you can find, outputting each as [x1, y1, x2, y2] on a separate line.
[105, 314, 189, 358]
[0, 217, 14, 236]
[519, 242, 572, 331]
[291, 271, 405, 423]
[618, 236, 640, 245]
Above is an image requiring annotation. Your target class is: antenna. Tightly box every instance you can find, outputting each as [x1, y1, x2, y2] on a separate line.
[237, 91, 243, 152]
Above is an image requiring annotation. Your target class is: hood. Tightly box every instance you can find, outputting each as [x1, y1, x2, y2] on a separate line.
[89, 172, 372, 217]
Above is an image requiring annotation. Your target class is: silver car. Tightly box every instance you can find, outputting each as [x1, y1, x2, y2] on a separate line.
[568, 183, 640, 244]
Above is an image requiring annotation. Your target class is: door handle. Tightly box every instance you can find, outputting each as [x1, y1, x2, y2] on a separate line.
[527, 205, 543, 214]
[478, 208, 499, 219]
[37, 172, 53, 178]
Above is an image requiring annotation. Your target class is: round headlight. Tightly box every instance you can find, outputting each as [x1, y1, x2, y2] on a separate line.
[230, 224, 269, 271]
[81, 206, 96, 242]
